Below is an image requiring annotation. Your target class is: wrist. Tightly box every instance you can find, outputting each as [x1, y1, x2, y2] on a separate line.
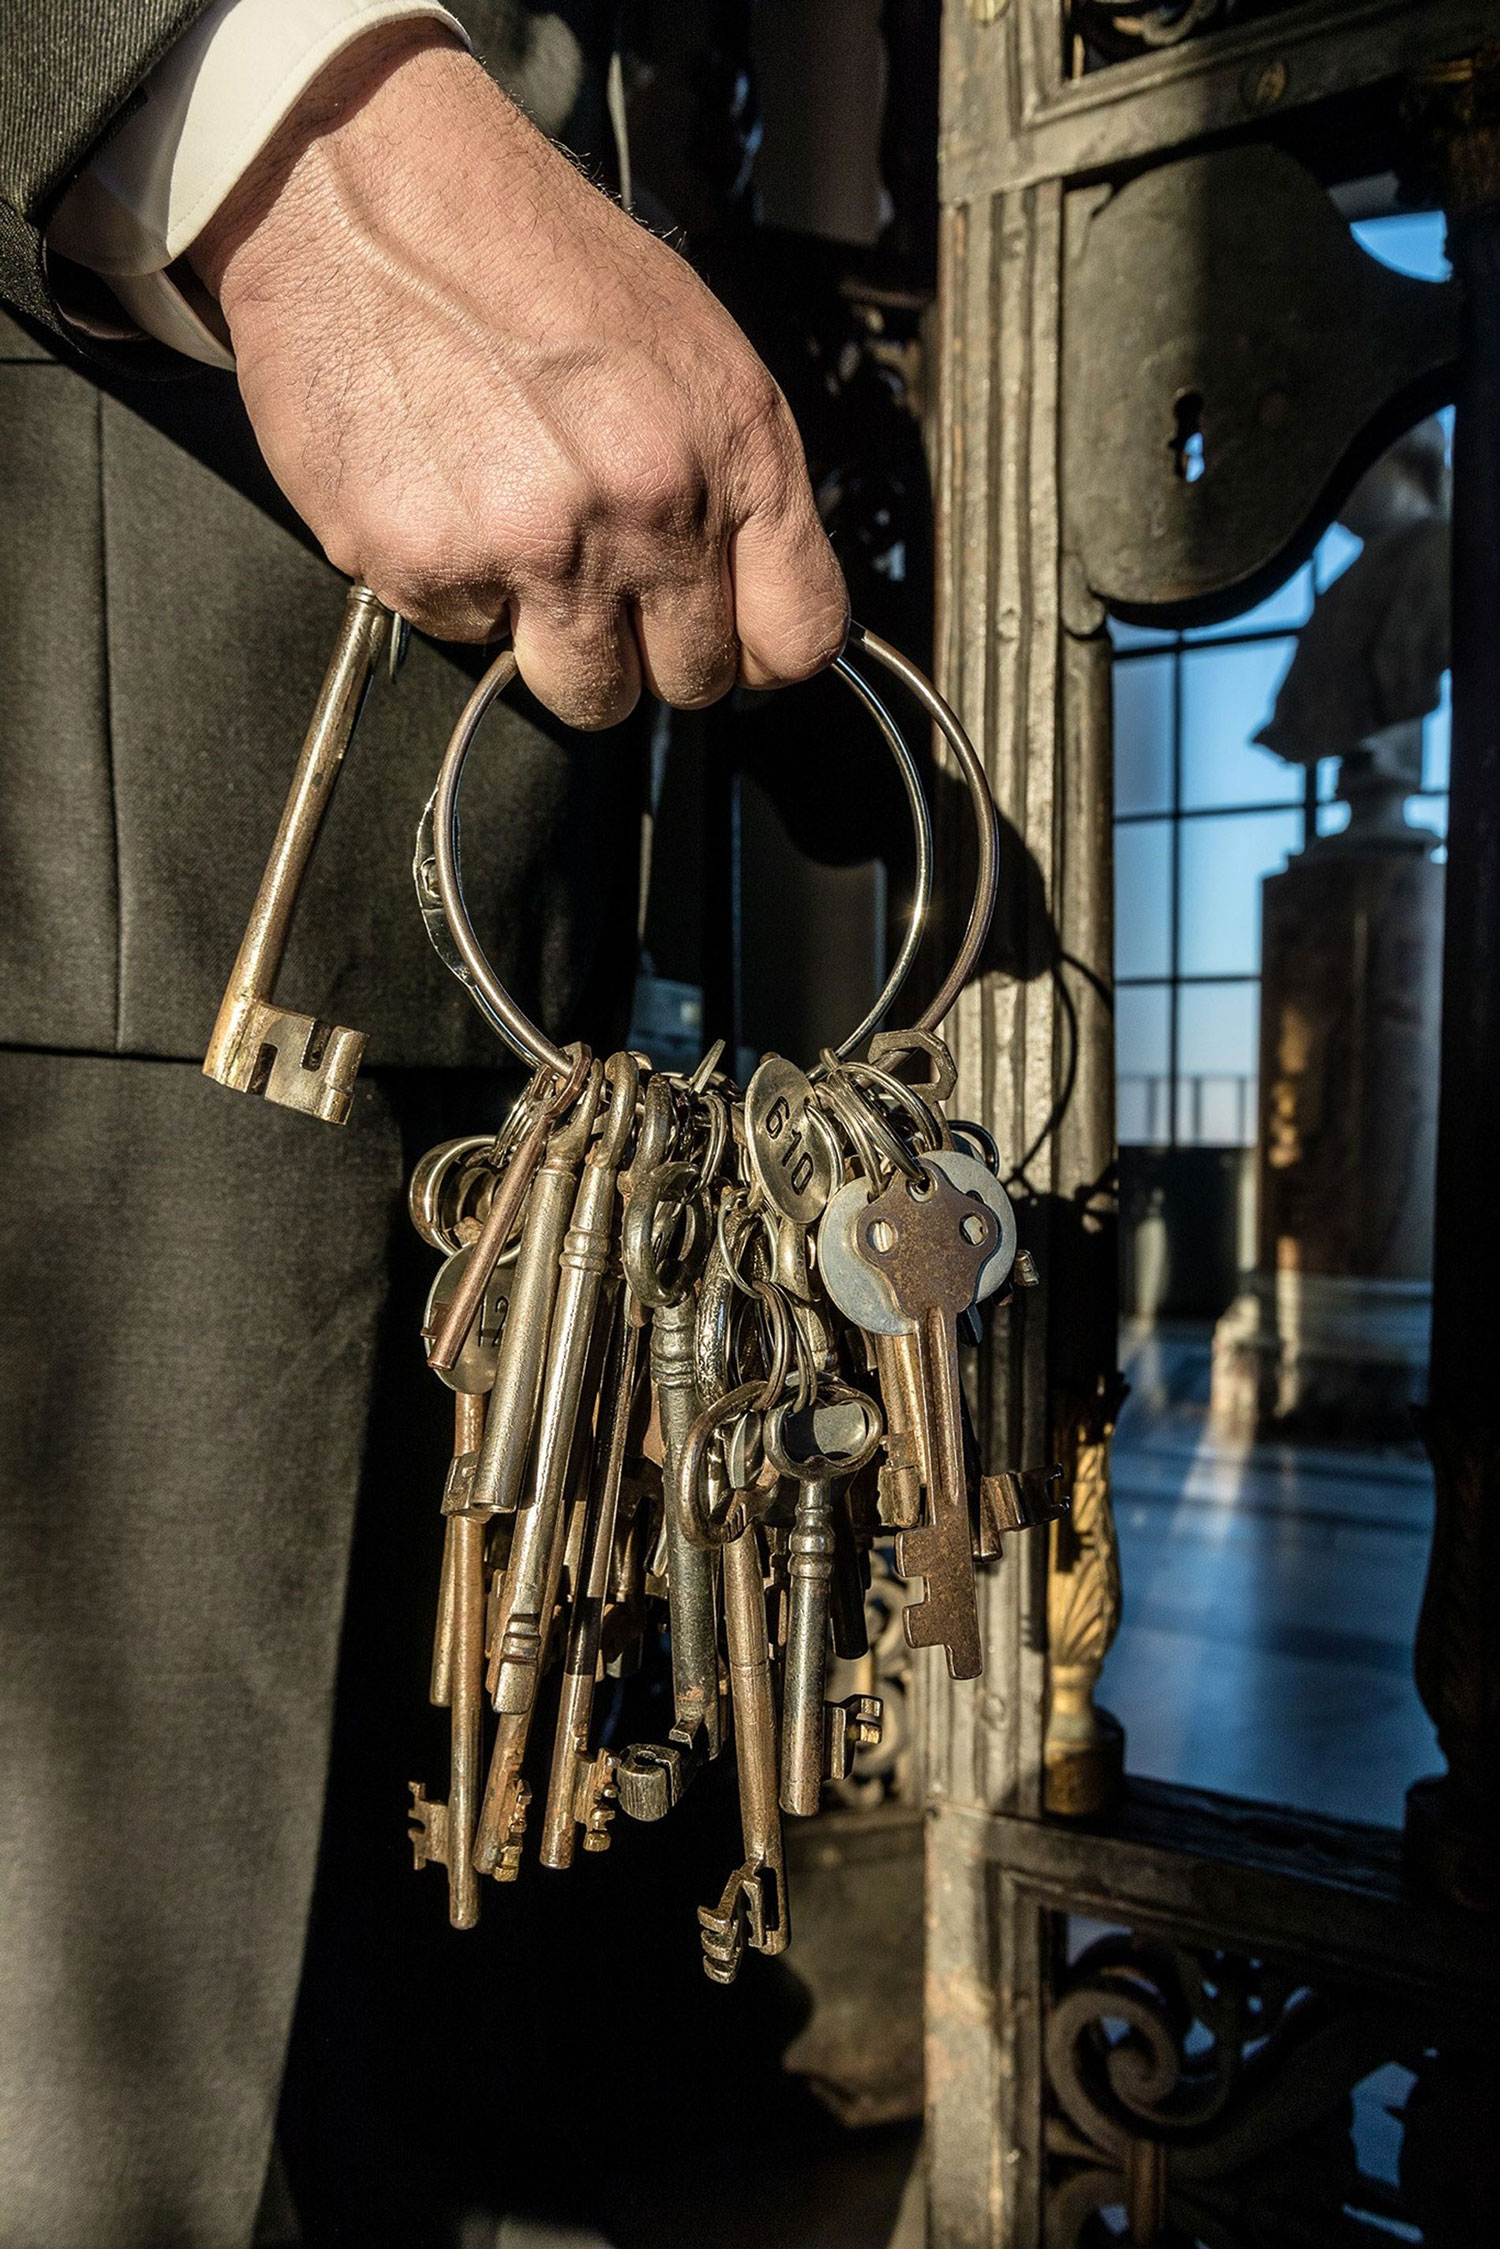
[190, 18, 468, 305]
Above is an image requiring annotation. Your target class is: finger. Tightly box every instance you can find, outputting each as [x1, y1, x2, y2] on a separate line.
[510, 598, 643, 731]
[731, 484, 849, 692]
[634, 560, 739, 709]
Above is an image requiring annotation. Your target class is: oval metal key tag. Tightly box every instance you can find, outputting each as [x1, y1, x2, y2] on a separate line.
[423, 1243, 513, 1394]
[745, 1055, 837, 1226]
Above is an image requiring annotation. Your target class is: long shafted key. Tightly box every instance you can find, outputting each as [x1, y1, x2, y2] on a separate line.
[852, 1159, 999, 1680]
[409, 1390, 487, 1926]
[538, 1288, 643, 1868]
[490, 1055, 636, 1716]
[459, 1065, 602, 1501]
[623, 1150, 721, 1762]
[204, 583, 393, 1124]
[699, 1520, 788, 1982]
[428, 1053, 595, 1382]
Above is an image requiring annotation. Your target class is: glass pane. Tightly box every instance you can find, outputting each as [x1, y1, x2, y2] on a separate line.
[1182, 565, 1312, 643]
[1109, 617, 1175, 651]
[1177, 979, 1259, 1076]
[1351, 210, 1450, 282]
[1115, 821, 1172, 979]
[1174, 1074, 1256, 1147]
[1180, 641, 1300, 809]
[1118, 984, 1171, 1148]
[1178, 809, 1301, 976]
[1316, 754, 1341, 802]
[1118, 1077, 1169, 1147]
[1114, 654, 1174, 815]
[1405, 794, 1448, 842]
[1314, 521, 1362, 589]
[1116, 983, 1170, 1075]
[1424, 670, 1451, 791]
[1315, 798, 1351, 840]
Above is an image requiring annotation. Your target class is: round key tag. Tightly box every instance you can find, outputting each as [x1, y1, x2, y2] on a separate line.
[423, 1243, 512, 1393]
[745, 1055, 838, 1226]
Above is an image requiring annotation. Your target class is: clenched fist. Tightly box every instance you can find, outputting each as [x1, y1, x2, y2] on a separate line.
[191, 21, 847, 730]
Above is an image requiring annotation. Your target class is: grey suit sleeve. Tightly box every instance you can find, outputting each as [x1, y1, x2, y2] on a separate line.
[0, 2, 216, 336]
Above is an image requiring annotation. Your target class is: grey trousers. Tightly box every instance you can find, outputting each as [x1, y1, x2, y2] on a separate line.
[0, 1050, 404, 2248]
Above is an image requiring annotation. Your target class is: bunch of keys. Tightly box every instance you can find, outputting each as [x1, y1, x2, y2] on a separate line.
[203, 584, 1069, 1981]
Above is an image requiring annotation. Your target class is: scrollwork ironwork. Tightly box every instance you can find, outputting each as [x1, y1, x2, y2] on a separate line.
[1042, 1930, 1452, 2247]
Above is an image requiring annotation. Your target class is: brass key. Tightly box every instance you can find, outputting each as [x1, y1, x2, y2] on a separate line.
[852, 1158, 1000, 1680]
[456, 1061, 602, 1496]
[489, 1054, 637, 1716]
[204, 582, 393, 1124]
[699, 1519, 789, 1983]
[539, 1288, 644, 1868]
[623, 1149, 721, 1764]
[409, 1390, 487, 1926]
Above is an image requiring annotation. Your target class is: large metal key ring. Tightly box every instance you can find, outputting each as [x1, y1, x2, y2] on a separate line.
[415, 621, 998, 1077]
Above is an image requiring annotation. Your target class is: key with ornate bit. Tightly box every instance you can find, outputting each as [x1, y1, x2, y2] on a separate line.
[204, 583, 394, 1124]
[409, 1389, 488, 1926]
[851, 1158, 1001, 1680]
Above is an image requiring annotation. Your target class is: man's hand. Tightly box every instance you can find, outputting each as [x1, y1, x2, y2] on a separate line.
[191, 24, 847, 729]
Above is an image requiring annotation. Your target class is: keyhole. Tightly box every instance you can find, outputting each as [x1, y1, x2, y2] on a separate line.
[867, 1219, 897, 1254]
[1170, 391, 1206, 484]
[961, 1214, 989, 1246]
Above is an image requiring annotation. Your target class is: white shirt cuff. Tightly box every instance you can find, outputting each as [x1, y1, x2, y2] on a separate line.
[48, 0, 467, 367]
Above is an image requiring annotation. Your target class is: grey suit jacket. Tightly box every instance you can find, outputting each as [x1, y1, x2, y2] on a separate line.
[0, 2, 637, 1071]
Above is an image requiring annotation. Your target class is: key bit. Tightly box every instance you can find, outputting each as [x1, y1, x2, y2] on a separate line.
[975, 1464, 1069, 1556]
[573, 1752, 619, 1853]
[698, 1862, 783, 1986]
[824, 1693, 883, 1782]
[615, 1730, 703, 1821]
[488, 1778, 530, 1883]
[408, 1782, 451, 1874]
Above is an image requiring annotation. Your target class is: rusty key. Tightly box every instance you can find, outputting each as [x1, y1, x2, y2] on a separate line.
[851, 1158, 1000, 1680]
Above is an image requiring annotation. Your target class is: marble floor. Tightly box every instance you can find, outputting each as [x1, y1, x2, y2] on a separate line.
[1103, 1319, 1438, 1828]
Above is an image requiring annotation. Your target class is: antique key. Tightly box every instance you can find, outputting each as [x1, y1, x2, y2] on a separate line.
[461, 1062, 603, 1508]
[699, 1518, 789, 1982]
[422, 1241, 511, 1707]
[622, 1143, 721, 1767]
[765, 1388, 884, 1812]
[409, 1389, 488, 1926]
[474, 1058, 637, 1875]
[204, 583, 393, 1124]
[539, 1287, 644, 1868]
[852, 1159, 1001, 1680]
[490, 1054, 637, 1716]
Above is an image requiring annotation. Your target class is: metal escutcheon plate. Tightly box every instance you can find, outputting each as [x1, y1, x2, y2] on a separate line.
[745, 1054, 838, 1226]
[423, 1243, 512, 1393]
[816, 1150, 1018, 1336]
